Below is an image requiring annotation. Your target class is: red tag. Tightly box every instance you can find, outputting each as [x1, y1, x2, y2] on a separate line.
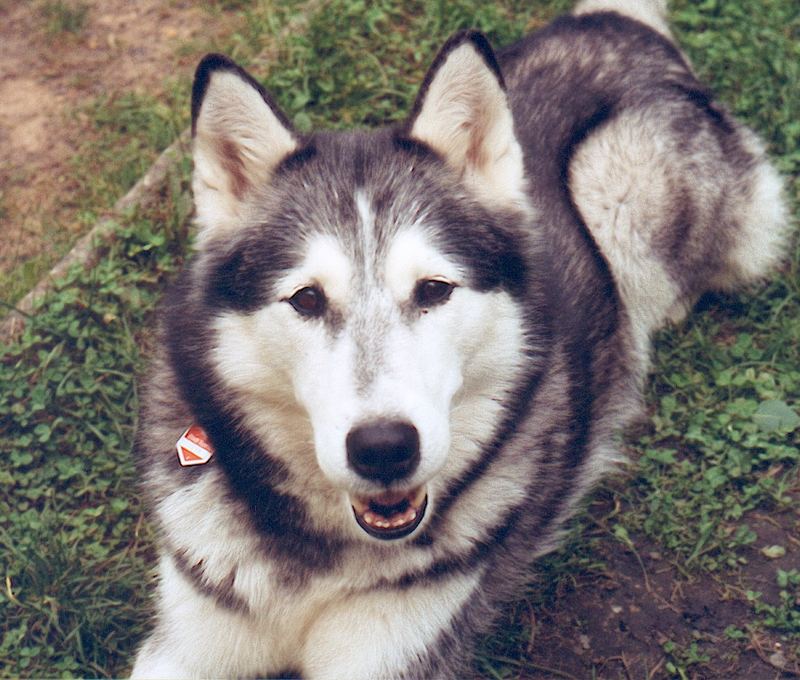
[176, 425, 214, 466]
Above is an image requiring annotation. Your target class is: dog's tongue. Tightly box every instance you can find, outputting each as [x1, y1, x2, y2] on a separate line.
[351, 487, 427, 540]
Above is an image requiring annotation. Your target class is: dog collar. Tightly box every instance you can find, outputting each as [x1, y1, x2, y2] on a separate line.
[176, 424, 214, 466]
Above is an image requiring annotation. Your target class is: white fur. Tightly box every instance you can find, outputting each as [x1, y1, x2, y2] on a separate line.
[569, 108, 683, 366]
[300, 572, 481, 679]
[382, 228, 463, 301]
[284, 234, 355, 306]
[712, 131, 790, 289]
[133, 543, 482, 679]
[574, 0, 672, 38]
[355, 190, 378, 271]
[132, 556, 279, 678]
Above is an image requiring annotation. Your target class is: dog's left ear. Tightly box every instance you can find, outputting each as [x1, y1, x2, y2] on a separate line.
[406, 32, 528, 211]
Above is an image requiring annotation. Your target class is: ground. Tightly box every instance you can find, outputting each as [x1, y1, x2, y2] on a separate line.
[0, 1, 797, 678]
[518, 491, 800, 679]
[0, 0, 233, 289]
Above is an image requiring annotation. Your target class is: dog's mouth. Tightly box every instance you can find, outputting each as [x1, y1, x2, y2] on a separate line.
[350, 486, 428, 540]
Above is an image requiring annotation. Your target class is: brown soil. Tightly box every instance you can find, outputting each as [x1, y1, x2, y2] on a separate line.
[519, 492, 800, 680]
[0, 0, 233, 274]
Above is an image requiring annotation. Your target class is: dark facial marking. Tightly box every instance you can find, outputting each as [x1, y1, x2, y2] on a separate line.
[205, 230, 299, 312]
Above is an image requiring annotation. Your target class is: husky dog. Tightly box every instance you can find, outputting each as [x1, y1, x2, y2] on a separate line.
[131, 0, 788, 677]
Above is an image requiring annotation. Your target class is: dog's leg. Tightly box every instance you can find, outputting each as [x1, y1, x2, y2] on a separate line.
[566, 3, 788, 361]
[568, 107, 687, 368]
[569, 102, 788, 373]
[300, 573, 480, 680]
[130, 635, 193, 679]
[130, 556, 271, 679]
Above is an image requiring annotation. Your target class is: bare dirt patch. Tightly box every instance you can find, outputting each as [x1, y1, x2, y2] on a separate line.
[0, 0, 234, 276]
[521, 492, 800, 679]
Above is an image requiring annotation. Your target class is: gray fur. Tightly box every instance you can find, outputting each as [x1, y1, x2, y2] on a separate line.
[131, 3, 788, 678]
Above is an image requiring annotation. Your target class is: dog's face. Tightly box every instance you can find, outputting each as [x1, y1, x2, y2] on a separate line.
[189, 34, 535, 541]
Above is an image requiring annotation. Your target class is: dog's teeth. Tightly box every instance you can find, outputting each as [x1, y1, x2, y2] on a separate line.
[353, 487, 427, 534]
[364, 512, 391, 529]
[391, 510, 416, 528]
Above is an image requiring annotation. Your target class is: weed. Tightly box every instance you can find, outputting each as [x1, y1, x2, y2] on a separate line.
[73, 88, 188, 217]
[39, 0, 89, 35]
[0, 192, 189, 675]
[0, 251, 64, 313]
[662, 639, 711, 679]
[748, 569, 800, 634]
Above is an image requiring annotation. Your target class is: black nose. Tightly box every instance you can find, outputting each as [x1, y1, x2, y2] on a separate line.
[346, 420, 420, 485]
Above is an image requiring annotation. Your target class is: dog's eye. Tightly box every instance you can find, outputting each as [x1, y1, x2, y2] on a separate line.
[414, 279, 455, 308]
[288, 286, 326, 317]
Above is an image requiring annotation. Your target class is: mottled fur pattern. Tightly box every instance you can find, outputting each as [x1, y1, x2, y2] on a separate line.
[131, 1, 788, 677]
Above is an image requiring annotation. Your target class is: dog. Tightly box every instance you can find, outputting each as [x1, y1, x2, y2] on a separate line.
[131, 0, 789, 677]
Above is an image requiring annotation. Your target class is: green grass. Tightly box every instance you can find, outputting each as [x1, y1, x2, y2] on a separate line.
[73, 89, 189, 212]
[1, 1, 798, 677]
[621, 295, 800, 571]
[0, 183, 192, 675]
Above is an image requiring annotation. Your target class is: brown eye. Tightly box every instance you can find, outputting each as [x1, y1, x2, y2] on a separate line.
[288, 286, 326, 316]
[414, 279, 455, 308]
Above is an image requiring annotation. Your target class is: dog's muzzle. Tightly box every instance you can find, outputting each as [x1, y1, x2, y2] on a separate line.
[345, 420, 428, 539]
[350, 486, 428, 540]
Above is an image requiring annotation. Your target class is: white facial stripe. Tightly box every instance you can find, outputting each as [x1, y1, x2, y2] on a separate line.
[384, 228, 463, 302]
[207, 206, 527, 534]
[355, 190, 377, 269]
[277, 234, 352, 304]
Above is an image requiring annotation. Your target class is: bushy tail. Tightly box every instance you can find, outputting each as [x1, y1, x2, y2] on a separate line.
[573, 0, 671, 38]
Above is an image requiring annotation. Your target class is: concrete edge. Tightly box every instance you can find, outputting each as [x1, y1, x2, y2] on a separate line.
[0, 129, 191, 345]
[0, 0, 324, 347]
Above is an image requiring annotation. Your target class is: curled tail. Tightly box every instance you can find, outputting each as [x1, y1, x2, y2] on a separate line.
[573, 0, 671, 38]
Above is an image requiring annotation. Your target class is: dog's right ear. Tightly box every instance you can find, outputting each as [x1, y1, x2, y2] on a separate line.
[405, 32, 528, 213]
[191, 54, 298, 244]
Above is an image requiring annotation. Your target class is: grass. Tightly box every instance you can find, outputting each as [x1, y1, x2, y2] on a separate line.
[72, 88, 189, 213]
[0, 208, 190, 676]
[1, 0, 798, 677]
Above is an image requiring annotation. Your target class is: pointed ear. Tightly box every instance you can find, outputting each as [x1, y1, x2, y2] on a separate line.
[191, 54, 298, 243]
[406, 32, 528, 212]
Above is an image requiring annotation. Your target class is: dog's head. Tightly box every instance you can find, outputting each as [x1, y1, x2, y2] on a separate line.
[183, 33, 540, 542]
